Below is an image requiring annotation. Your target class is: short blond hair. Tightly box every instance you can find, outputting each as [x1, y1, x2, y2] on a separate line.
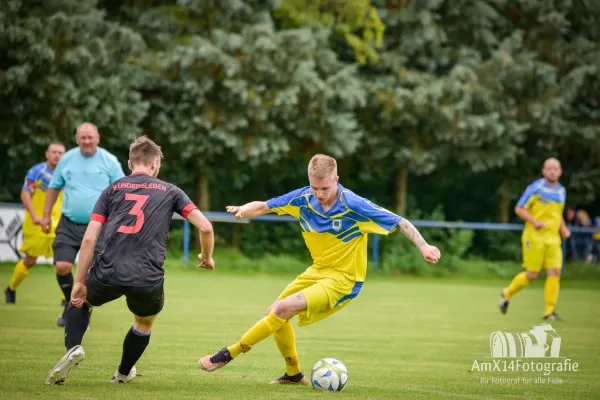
[308, 154, 337, 179]
[129, 135, 163, 167]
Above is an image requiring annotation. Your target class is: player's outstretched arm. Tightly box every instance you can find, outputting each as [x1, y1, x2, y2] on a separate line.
[226, 201, 270, 220]
[71, 221, 103, 307]
[41, 188, 61, 233]
[398, 219, 441, 264]
[186, 209, 215, 270]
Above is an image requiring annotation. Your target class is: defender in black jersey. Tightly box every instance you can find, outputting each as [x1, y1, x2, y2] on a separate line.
[46, 136, 215, 385]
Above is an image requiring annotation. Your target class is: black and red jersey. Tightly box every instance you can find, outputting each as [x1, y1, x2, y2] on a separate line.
[90, 172, 197, 286]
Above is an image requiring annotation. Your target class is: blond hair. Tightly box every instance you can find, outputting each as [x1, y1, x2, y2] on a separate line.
[308, 154, 337, 179]
[129, 135, 163, 167]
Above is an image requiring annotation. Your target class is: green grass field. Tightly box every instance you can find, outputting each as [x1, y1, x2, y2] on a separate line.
[0, 264, 599, 400]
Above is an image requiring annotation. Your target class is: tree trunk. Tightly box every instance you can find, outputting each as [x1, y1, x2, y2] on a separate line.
[232, 225, 243, 252]
[497, 191, 510, 223]
[394, 167, 407, 216]
[194, 167, 210, 248]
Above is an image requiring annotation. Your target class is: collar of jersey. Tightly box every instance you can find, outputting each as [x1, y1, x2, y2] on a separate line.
[131, 171, 151, 176]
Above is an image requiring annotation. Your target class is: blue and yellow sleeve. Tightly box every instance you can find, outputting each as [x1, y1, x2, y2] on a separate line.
[266, 187, 310, 219]
[22, 163, 43, 192]
[516, 182, 540, 209]
[341, 191, 402, 235]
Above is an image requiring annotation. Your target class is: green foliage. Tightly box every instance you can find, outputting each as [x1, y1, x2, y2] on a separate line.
[275, 0, 385, 64]
[380, 207, 475, 276]
[1, 0, 600, 263]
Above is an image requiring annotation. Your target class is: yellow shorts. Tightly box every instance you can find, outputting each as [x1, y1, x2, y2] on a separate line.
[19, 235, 54, 258]
[278, 265, 363, 327]
[522, 239, 562, 272]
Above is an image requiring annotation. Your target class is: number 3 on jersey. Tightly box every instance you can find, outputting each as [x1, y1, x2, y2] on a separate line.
[118, 193, 149, 234]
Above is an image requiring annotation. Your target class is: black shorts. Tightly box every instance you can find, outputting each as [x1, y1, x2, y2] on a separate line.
[85, 267, 164, 317]
[53, 216, 106, 264]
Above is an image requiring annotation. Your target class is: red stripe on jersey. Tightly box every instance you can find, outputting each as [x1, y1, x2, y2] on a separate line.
[182, 203, 198, 219]
[91, 213, 107, 224]
[131, 171, 151, 176]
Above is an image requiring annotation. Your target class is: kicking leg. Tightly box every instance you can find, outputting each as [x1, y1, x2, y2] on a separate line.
[45, 302, 90, 385]
[199, 293, 307, 372]
[111, 314, 157, 384]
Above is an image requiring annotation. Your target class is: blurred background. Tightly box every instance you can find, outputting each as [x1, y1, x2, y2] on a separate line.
[1, 0, 600, 278]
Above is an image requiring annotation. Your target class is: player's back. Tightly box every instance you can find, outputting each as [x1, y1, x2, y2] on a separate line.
[91, 173, 196, 286]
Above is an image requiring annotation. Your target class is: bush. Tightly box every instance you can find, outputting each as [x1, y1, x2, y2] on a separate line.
[380, 206, 474, 276]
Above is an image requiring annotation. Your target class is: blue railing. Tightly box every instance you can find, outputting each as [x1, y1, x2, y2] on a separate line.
[181, 212, 600, 270]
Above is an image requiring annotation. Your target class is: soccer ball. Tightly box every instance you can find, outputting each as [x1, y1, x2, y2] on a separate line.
[310, 358, 348, 392]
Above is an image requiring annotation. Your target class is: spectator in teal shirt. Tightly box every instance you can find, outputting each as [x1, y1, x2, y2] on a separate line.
[42, 122, 124, 327]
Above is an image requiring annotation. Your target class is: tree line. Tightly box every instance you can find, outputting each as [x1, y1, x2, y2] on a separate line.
[1, 0, 599, 254]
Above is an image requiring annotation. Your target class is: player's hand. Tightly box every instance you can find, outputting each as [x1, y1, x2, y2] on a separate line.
[40, 216, 52, 233]
[226, 205, 244, 220]
[31, 214, 42, 225]
[71, 282, 88, 308]
[533, 220, 545, 230]
[561, 226, 571, 239]
[197, 254, 215, 271]
[420, 244, 441, 264]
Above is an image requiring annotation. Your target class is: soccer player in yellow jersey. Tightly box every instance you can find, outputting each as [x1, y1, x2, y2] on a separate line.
[199, 154, 441, 384]
[499, 158, 571, 321]
[5, 142, 66, 304]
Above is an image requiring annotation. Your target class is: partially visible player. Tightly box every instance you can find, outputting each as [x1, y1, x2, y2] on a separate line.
[198, 154, 440, 385]
[5, 142, 66, 304]
[499, 158, 571, 320]
[45, 136, 215, 385]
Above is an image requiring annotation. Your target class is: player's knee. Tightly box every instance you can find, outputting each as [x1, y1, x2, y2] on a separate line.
[55, 262, 73, 275]
[526, 271, 539, 281]
[272, 301, 293, 320]
[134, 315, 156, 334]
[546, 268, 561, 277]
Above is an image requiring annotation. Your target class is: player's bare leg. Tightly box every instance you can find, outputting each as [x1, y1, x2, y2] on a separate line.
[199, 293, 308, 379]
[111, 314, 157, 384]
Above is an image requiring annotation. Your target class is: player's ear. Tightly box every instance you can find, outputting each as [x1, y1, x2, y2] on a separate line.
[127, 159, 133, 172]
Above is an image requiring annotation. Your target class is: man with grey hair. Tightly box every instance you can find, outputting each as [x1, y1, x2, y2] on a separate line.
[42, 122, 125, 327]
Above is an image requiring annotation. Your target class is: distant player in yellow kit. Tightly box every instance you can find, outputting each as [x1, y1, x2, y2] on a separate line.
[499, 158, 571, 321]
[198, 154, 441, 384]
[5, 142, 66, 304]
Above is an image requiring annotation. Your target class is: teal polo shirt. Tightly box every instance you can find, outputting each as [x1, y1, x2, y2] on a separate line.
[49, 147, 125, 224]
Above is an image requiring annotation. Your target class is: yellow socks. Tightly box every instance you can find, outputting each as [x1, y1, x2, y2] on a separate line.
[273, 320, 301, 376]
[227, 311, 287, 358]
[504, 272, 530, 299]
[9, 260, 30, 291]
[544, 275, 560, 316]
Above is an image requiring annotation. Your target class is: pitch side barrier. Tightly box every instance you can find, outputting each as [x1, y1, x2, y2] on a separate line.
[178, 212, 600, 271]
[0, 204, 595, 269]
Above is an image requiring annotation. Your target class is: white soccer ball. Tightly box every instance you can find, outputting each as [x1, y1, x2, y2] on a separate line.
[310, 358, 348, 392]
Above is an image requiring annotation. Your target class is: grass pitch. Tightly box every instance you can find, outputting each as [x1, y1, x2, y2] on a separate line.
[0, 264, 598, 399]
